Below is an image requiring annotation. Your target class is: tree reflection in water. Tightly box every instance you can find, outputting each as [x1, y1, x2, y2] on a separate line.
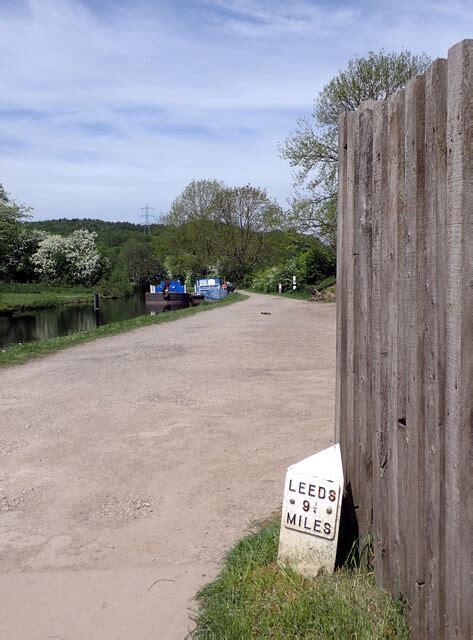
[0, 294, 190, 348]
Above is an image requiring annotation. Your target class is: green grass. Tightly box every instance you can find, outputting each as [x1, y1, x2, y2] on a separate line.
[245, 276, 337, 302]
[192, 519, 410, 639]
[0, 292, 248, 367]
[315, 275, 336, 290]
[0, 283, 98, 314]
[279, 289, 313, 300]
[0, 293, 64, 314]
[243, 287, 313, 300]
[0, 283, 94, 294]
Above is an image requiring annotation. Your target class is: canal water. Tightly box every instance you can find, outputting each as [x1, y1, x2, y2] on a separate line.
[0, 294, 189, 348]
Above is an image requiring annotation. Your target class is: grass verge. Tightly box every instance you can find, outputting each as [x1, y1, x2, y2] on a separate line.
[279, 289, 313, 300]
[0, 283, 99, 314]
[0, 283, 94, 294]
[0, 283, 132, 314]
[0, 293, 94, 314]
[243, 287, 310, 300]
[0, 292, 248, 367]
[245, 276, 337, 302]
[192, 519, 410, 639]
[244, 288, 313, 301]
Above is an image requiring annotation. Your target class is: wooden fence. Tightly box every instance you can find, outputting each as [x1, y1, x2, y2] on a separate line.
[335, 39, 472, 638]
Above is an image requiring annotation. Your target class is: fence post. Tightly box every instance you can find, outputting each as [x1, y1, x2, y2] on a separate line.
[94, 292, 100, 328]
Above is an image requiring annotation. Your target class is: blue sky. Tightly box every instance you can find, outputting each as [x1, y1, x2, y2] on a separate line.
[0, 0, 471, 222]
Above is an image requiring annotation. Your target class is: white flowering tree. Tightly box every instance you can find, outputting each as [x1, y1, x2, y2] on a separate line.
[32, 234, 67, 283]
[64, 229, 102, 285]
[32, 229, 102, 285]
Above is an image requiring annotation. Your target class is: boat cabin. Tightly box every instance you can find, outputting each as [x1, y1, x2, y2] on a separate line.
[150, 279, 186, 294]
[194, 278, 227, 300]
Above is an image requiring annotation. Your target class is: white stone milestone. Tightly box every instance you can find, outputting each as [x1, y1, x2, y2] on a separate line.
[278, 443, 344, 578]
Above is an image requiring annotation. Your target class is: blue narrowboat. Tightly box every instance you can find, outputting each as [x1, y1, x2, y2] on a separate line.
[193, 278, 233, 301]
[145, 279, 190, 304]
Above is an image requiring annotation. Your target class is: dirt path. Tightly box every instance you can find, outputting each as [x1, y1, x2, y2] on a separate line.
[0, 292, 336, 640]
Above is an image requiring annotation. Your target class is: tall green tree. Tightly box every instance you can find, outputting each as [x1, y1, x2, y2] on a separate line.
[119, 239, 165, 286]
[5, 228, 46, 282]
[167, 179, 224, 224]
[0, 183, 32, 278]
[164, 179, 224, 268]
[281, 50, 431, 246]
[158, 180, 283, 283]
[215, 185, 284, 281]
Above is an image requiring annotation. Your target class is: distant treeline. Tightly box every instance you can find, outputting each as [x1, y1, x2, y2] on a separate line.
[28, 218, 163, 248]
[2, 180, 336, 298]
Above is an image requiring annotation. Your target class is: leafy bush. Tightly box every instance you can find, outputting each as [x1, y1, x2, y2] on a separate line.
[98, 262, 134, 298]
[304, 244, 335, 285]
[251, 245, 335, 293]
[3, 228, 47, 282]
[251, 258, 302, 293]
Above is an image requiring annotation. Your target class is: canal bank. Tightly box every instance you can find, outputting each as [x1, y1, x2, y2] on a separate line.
[0, 292, 336, 639]
[0, 293, 192, 348]
[0, 293, 246, 366]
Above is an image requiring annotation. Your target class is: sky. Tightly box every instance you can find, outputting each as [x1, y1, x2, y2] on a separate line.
[0, 0, 471, 223]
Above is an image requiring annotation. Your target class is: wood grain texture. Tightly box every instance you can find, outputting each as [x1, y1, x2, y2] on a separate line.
[405, 73, 426, 635]
[423, 57, 447, 640]
[371, 101, 390, 586]
[357, 101, 376, 539]
[386, 88, 406, 595]
[336, 40, 472, 637]
[345, 111, 359, 513]
[335, 112, 348, 463]
[445, 39, 473, 639]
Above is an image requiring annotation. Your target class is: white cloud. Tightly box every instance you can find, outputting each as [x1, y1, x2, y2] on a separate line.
[209, 0, 358, 36]
[0, 0, 471, 220]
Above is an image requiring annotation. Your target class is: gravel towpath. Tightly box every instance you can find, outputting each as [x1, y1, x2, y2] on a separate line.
[0, 292, 336, 639]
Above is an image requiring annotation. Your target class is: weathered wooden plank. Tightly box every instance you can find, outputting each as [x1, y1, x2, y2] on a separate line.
[371, 100, 389, 586]
[357, 101, 376, 540]
[404, 73, 426, 635]
[351, 110, 362, 519]
[335, 112, 348, 465]
[380, 93, 396, 593]
[385, 93, 404, 590]
[423, 57, 447, 639]
[396, 135, 409, 601]
[386, 88, 408, 595]
[445, 39, 473, 639]
[345, 111, 359, 519]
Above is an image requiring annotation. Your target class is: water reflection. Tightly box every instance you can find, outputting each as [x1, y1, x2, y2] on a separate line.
[0, 294, 190, 348]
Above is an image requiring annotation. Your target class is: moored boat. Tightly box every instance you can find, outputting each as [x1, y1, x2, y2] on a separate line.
[145, 279, 190, 304]
[193, 277, 234, 301]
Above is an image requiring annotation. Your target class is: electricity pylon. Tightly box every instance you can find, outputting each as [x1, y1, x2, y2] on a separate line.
[141, 203, 156, 235]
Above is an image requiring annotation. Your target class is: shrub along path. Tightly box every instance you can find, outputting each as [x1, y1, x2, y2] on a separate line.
[0, 292, 336, 639]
